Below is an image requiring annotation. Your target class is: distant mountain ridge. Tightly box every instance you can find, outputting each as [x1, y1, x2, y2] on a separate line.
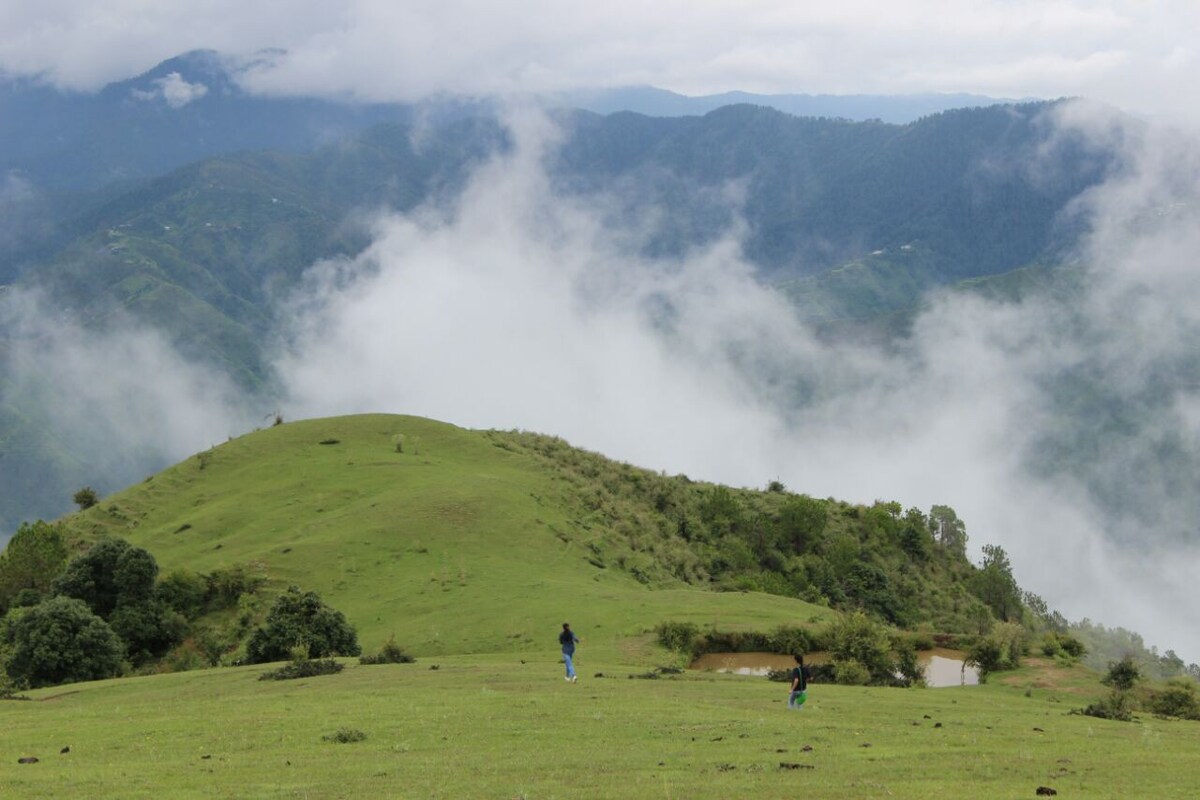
[545, 86, 1036, 123]
[0, 49, 1037, 195]
[0, 53, 1126, 535]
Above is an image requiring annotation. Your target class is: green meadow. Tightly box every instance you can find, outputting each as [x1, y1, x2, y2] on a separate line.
[3, 414, 1199, 797]
[5, 655, 1200, 799]
[55, 414, 837, 658]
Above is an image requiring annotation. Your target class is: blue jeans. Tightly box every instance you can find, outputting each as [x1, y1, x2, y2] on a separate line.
[788, 690, 807, 709]
[563, 651, 576, 678]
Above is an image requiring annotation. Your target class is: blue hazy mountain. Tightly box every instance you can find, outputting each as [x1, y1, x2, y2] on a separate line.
[544, 86, 1032, 123]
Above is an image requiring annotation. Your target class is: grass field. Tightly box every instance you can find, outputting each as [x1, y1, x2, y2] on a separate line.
[19, 414, 1199, 797]
[5, 653, 1200, 799]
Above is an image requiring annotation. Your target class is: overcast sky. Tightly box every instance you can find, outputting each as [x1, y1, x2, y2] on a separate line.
[1, 0, 1198, 119]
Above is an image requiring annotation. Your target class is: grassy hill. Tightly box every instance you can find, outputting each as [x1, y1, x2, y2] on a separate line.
[7, 413, 1200, 798]
[57, 414, 834, 660]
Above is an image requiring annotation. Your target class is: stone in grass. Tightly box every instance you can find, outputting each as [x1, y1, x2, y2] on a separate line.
[18, 757, 39, 764]
[1036, 789, 1057, 797]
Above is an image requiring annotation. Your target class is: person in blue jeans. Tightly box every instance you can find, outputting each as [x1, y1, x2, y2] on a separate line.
[559, 622, 580, 682]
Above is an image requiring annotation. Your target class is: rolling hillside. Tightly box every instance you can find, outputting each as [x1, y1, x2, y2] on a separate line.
[8, 415, 1200, 799]
[56, 414, 835, 658]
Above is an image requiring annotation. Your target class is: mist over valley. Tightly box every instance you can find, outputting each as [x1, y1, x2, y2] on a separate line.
[2, 48, 1200, 668]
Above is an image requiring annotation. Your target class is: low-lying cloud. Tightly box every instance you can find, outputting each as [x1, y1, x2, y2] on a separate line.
[273, 104, 1200, 660]
[0, 290, 255, 511]
[131, 72, 210, 108]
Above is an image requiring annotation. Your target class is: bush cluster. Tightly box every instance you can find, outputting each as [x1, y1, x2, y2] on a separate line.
[1149, 679, 1200, 720]
[359, 637, 415, 665]
[259, 657, 344, 681]
[245, 586, 360, 664]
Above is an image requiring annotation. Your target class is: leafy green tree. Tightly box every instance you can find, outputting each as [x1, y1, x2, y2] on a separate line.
[698, 487, 744, 538]
[1102, 655, 1142, 691]
[971, 544, 1022, 622]
[109, 600, 188, 666]
[4, 597, 124, 687]
[899, 507, 931, 560]
[846, 562, 903, 624]
[52, 538, 157, 618]
[156, 569, 211, 619]
[0, 521, 68, 611]
[49, 538, 184, 664]
[245, 586, 360, 664]
[928, 505, 967, 557]
[828, 610, 893, 682]
[777, 495, 828, 553]
[72, 487, 99, 510]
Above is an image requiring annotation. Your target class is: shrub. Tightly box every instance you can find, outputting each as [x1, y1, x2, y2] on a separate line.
[767, 625, 815, 656]
[895, 646, 926, 687]
[828, 611, 893, 682]
[833, 659, 871, 686]
[1149, 679, 1200, 720]
[157, 570, 210, 619]
[1077, 689, 1134, 722]
[360, 637, 415, 665]
[657, 621, 700, 653]
[990, 621, 1026, 669]
[1047, 632, 1086, 659]
[4, 597, 124, 687]
[206, 564, 266, 609]
[12, 589, 42, 608]
[1102, 655, 1141, 691]
[109, 600, 187, 666]
[73, 487, 99, 510]
[245, 586, 360, 664]
[967, 639, 1003, 681]
[259, 657, 344, 681]
[322, 727, 367, 743]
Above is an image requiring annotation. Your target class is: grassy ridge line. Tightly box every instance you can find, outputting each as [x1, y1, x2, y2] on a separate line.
[4, 656, 1198, 799]
[60, 414, 831, 659]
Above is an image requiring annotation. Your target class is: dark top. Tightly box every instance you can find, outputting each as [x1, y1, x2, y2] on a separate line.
[559, 629, 579, 654]
[791, 665, 809, 691]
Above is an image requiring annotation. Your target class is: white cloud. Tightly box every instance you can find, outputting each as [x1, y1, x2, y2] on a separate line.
[270, 106, 1200, 660]
[1, 1, 1199, 120]
[0, 289, 255, 491]
[131, 71, 209, 108]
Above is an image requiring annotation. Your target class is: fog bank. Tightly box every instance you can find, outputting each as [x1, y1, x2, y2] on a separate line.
[273, 105, 1200, 660]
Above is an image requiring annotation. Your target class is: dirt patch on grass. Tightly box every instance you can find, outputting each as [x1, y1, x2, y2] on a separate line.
[617, 634, 658, 665]
[35, 691, 81, 702]
[999, 657, 1092, 695]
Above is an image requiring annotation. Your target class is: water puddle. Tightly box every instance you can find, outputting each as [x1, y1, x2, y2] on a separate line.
[690, 647, 979, 687]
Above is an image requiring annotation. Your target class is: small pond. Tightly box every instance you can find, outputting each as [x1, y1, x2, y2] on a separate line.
[689, 647, 979, 687]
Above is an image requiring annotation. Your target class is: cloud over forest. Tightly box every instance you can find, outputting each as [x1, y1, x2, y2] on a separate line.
[271, 104, 1200, 660]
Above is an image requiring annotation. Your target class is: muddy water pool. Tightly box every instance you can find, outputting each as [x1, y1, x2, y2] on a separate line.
[690, 647, 979, 687]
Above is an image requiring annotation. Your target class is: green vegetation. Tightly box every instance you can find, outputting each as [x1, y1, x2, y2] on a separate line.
[2, 597, 124, 687]
[3, 655, 1200, 798]
[0, 520, 68, 613]
[359, 636, 415, 665]
[259, 655, 344, 682]
[244, 586, 360, 663]
[0, 413, 1197, 795]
